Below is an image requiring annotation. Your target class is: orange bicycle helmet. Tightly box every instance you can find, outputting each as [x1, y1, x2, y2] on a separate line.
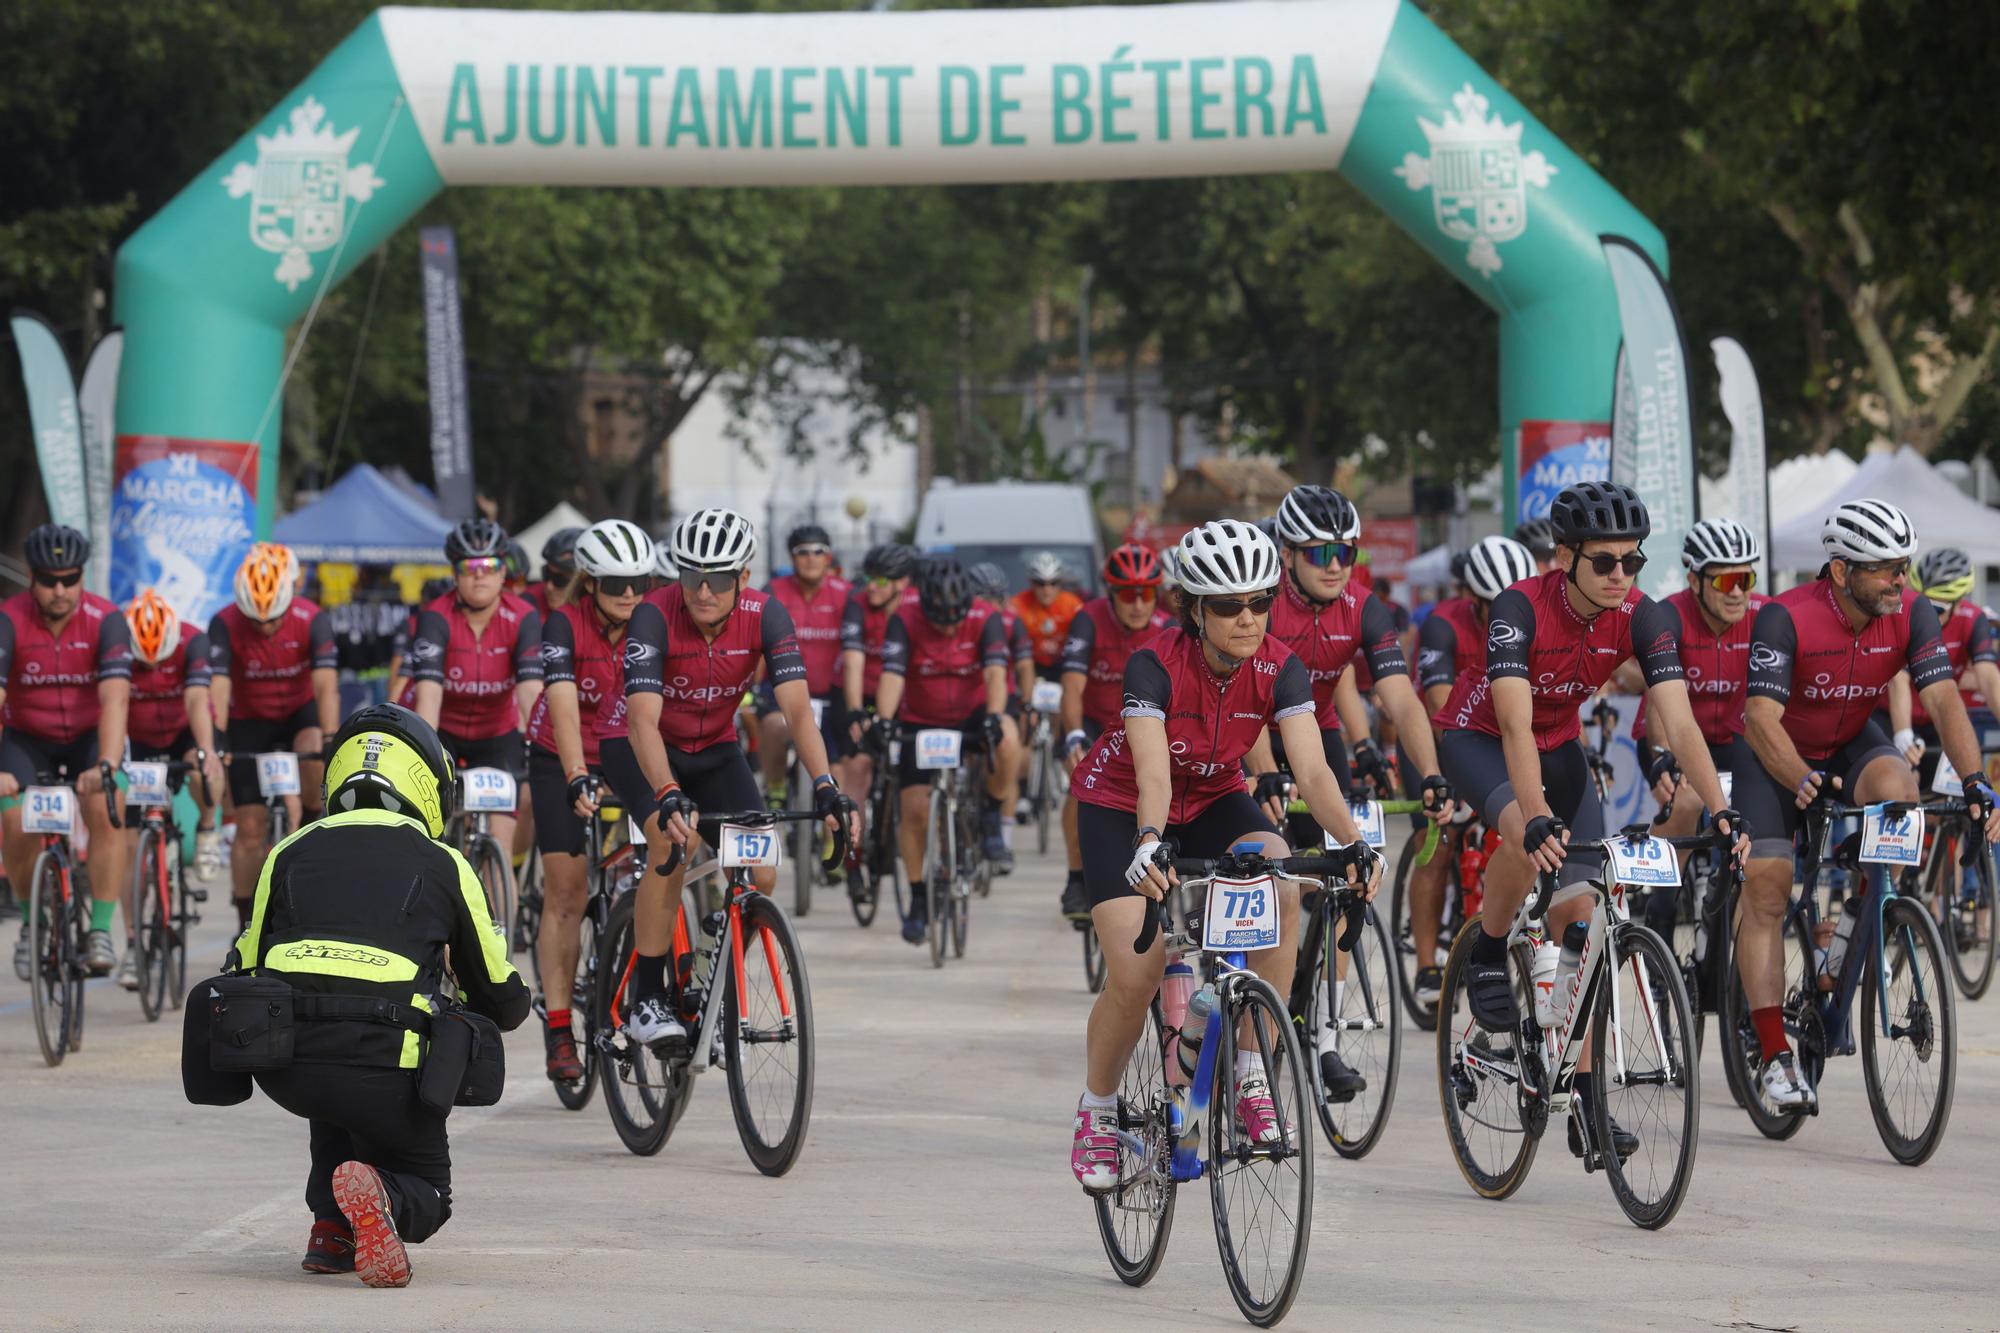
[1104, 542, 1163, 589]
[125, 588, 182, 667]
[235, 541, 298, 621]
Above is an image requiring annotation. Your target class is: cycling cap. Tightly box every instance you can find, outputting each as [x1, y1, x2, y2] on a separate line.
[1104, 543, 1163, 589]
[1464, 536, 1536, 602]
[1512, 518, 1557, 555]
[445, 518, 509, 564]
[1025, 550, 1066, 583]
[1549, 481, 1650, 544]
[575, 519, 655, 579]
[919, 557, 976, 624]
[671, 508, 757, 573]
[541, 526, 584, 574]
[787, 523, 833, 551]
[125, 588, 182, 667]
[1681, 517, 1761, 572]
[1274, 485, 1361, 546]
[1820, 499, 1916, 564]
[322, 702, 454, 839]
[1916, 547, 1974, 603]
[235, 542, 298, 621]
[863, 543, 917, 581]
[1177, 519, 1281, 597]
[966, 562, 1010, 604]
[23, 523, 90, 572]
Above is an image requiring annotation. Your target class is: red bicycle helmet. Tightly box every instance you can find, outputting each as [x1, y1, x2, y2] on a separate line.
[1104, 543, 1163, 589]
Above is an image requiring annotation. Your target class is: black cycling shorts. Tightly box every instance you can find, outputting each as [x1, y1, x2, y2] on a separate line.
[442, 728, 528, 790]
[129, 728, 199, 765]
[752, 684, 846, 761]
[527, 744, 598, 857]
[894, 709, 993, 790]
[1438, 729, 1603, 887]
[0, 730, 101, 795]
[226, 700, 322, 808]
[600, 735, 764, 848]
[1077, 791, 1280, 910]
[1271, 727, 1353, 849]
[1733, 721, 1904, 861]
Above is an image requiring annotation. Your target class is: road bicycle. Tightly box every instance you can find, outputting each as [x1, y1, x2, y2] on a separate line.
[1913, 747, 1998, 999]
[123, 756, 210, 1023]
[1389, 805, 1489, 1031]
[15, 763, 120, 1067]
[1095, 845, 1355, 1327]
[596, 808, 840, 1174]
[904, 723, 994, 968]
[1718, 795, 1963, 1165]
[1022, 678, 1066, 855]
[447, 763, 519, 957]
[1437, 824, 1707, 1229]
[848, 722, 901, 929]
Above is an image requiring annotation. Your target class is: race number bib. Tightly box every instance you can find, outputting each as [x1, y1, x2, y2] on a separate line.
[914, 728, 963, 770]
[1606, 834, 1680, 888]
[256, 752, 301, 798]
[125, 761, 171, 808]
[1932, 752, 1964, 798]
[1202, 875, 1281, 953]
[461, 766, 518, 812]
[21, 786, 75, 836]
[1347, 800, 1386, 848]
[1031, 679, 1064, 713]
[1859, 805, 1924, 866]
[720, 822, 783, 869]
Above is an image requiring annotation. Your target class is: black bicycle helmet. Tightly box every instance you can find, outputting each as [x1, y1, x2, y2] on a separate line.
[23, 523, 90, 572]
[541, 526, 584, 577]
[1274, 485, 1361, 546]
[502, 537, 529, 580]
[966, 561, 1010, 604]
[444, 517, 508, 563]
[1512, 517, 1558, 555]
[787, 522, 833, 551]
[918, 557, 976, 624]
[419, 576, 454, 605]
[1548, 481, 1650, 544]
[1449, 550, 1471, 586]
[863, 543, 917, 581]
[1255, 515, 1282, 547]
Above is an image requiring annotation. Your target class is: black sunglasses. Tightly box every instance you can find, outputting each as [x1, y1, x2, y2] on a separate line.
[679, 569, 739, 595]
[596, 574, 648, 597]
[1203, 592, 1277, 619]
[34, 570, 82, 589]
[1580, 551, 1647, 577]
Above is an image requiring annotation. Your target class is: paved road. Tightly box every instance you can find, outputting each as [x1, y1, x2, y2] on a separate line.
[4, 831, 1998, 1329]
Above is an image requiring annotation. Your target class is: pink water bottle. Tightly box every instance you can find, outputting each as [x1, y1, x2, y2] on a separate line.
[1161, 955, 1196, 1086]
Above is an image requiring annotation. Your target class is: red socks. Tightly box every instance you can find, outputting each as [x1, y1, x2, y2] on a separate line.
[1751, 1006, 1788, 1061]
[546, 1009, 571, 1033]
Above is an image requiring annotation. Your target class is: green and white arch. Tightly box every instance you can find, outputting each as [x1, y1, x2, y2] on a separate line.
[113, 0, 1658, 616]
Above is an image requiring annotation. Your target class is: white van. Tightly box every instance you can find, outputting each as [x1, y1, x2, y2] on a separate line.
[911, 480, 1103, 596]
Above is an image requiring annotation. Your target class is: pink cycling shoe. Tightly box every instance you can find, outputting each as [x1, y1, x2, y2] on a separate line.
[1072, 1097, 1122, 1193]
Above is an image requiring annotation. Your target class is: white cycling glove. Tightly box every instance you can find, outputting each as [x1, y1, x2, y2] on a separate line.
[1893, 728, 1924, 761]
[1125, 839, 1165, 888]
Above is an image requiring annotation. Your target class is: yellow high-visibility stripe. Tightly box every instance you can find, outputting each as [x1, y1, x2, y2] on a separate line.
[261, 937, 420, 982]
[401, 991, 434, 1068]
[447, 845, 521, 989]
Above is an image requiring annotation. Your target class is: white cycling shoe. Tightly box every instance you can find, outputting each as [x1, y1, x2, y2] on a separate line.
[1759, 1051, 1817, 1112]
[624, 995, 688, 1047]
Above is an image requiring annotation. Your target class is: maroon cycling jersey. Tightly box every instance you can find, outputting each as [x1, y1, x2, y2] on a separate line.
[207, 601, 336, 723]
[1266, 574, 1407, 731]
[1911, 599, 1997, 729]
[526, 602, 625, 766]
[129, 633, 213, 751]
[1629, 588, 1769, 747]
[840, 590, 899, 698]
[1416, 597, 1486, 694]
[524, 582, 553, 621]
[880, 605, 1009, 727]
[0, 591, 133, 744]
[408, 592, 543, 740]
[611, 586, 804, 752]
[1058, 597, 1172, 730]
[1074, 627, 1314, 823]
[987, 600, 1035, 697]
[765, 573, 851, 696]
[1435, 569, 1684, 750]
[1747, 581, 1951, 761]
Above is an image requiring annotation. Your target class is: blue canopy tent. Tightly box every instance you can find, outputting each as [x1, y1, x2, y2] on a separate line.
[274, 463, 454, 563]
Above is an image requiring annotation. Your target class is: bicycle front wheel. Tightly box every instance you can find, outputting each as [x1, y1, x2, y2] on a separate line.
[1861, 897, 1955, 1166]
[1931, 829, 1995, 1001]
[1720, 888, 1819, 1142]
[1592, 923, 1699, 1230]
[1313, 903, 1401, 1160]
[1093, 996, 1177, 1285]
[724, 893, 816, 1176]
[1034, 744, 1054, 855]
[472, 836, 517, 957]
[926, 789, 950, 969]
[1082, 922, 1106, 993]
[595, 892, 690, 1155]
[131, 825, 169, 1022]
[29, 850, 76, 1067]
[553, 905, 601, 1112]
[1208, 975, 1313, 1328]
[1435, 920, 1537, 1199]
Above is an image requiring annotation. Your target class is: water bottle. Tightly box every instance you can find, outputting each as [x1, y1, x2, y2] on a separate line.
[1548, 921, 1589, 1031]
[1529, 938, 1561, 1026]
[1823, 897, 1860, 990]
[1175, 982, 1217, 1085]
[1161, 956, 1196, 1085]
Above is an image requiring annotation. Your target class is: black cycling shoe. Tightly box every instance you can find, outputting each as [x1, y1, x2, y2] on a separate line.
[901, 889, 929, 945]
[1464, 961, 1519, 1032]
[1060, 873, 1090, 926]
[1318, 1048, 1367, 1103]
[1568, 1109, 1640, 1162]
[1414, 965, 1444, 1006]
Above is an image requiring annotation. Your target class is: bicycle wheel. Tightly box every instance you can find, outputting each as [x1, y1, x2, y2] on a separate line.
[1034, 743, 1054, 855]
[926, 789, 950, 969]
[132, 824, 169, 1022]
[1861, 897, 1956, 1166]
[1720, 888, 1820, 1141]
[950, 854, 971, 959]
[473, 836, 518, 956]
[1592, 923, 1699, 1229]
[553, 905, 601, 1112]
[1435, 920, 1538, 1199]
[514, 849, 543, 961]
[1082, 923, 1106, 993]
[1312, 903, 1401, 1160]
[724, 893, 816, 1176]
[595, 892, 690, 1155]
[28, 850, 75, 1067]
[64, 868, 88, 1052]
[1208, 974, 1313, 1328]
[169, 839, 193, 1006]
[1093, 996, 1177, 1286]
[1931, 828, 1996, 1001]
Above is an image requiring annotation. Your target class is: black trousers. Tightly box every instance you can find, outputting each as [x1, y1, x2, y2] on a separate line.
[255, 1063, 453, 1243]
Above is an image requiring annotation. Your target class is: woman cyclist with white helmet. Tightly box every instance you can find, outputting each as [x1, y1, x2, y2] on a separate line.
[1884, 546, 2000, 787]
[1067, 519, 1381, 1192]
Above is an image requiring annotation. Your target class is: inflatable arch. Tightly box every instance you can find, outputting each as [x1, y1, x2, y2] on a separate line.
[112, 0, 1662, 614]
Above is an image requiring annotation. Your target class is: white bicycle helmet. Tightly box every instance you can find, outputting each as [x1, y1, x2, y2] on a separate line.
[1274, 485, 1361, 546]
[1157, 545, 1183, 591]
[1463, 535, 1536, 602]
[1176, 520, 1281, 597]
[1681, 517, 1761, 571]
[1025, 550, 1067, 583]
[653, 540, 679, 581]
[574, 519, 655, 579]
[669, 507, 758, 573]
[1821, 499, 1916, 564]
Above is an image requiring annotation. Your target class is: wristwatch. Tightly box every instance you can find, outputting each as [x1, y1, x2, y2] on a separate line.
[1131, 824, 1161, 849]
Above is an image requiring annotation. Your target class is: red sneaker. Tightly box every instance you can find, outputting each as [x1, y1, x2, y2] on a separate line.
[300, 1219, 354, 1274]
[331, 1161, 411, 1288]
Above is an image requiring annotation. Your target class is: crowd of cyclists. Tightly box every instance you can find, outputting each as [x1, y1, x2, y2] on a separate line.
[4, 469, 1997, 1234]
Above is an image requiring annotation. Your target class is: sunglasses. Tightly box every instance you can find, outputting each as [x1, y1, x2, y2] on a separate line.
[456, 557, 504, 577]
[790, 545, 831, 558]
[1295, 542, 1357, 568]
[1202, 592, 1277, 619]
[1111, 585, 1158, 603]
[1580, 552, 1647, 577]
[866, 575, 897, 588]
[1031, 578, 1062, 589]
[1847, 558, 1908, 579]
[596, 574, 648, 597]
[1705, 570, 1757, 595]
[679, 569, 739, 595]
[33, 570, 82, 589]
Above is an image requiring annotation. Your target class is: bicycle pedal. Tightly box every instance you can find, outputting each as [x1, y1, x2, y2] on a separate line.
[188, 889, 209, 903]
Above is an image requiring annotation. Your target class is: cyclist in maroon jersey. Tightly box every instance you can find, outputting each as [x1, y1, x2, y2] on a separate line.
[526, 526, 584, 622]
[1068, 521, 1380, 1192]
[870, 558, 1018, 942]
[836, 544, 915, 901]
[209, 541, 341, 928]
[1436, 482, 1745, 1159]
[1738, 501, 1998, 1112]
[409, 518, 543, 866]
[1884, 547, 2000, 784]
[1056, 543, 1172, 922]
[1401, 534, 1536, 1006]
[1513, 517, 1560, 576]
[386, 577, 453, 703]
[968, 561, 1035, 875]
[755, 523, 853, 808]
[524, 520, 653, 1080]
[603, 508, 856, 1046]
[1, 525, 133, 979]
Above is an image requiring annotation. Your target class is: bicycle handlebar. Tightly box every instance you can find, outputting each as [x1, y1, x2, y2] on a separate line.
[1282, 795, 1443, 866]
[1528, 823, 1745, 920]
[1132, 846, 1372, 955]
[650, 806, 852, 878]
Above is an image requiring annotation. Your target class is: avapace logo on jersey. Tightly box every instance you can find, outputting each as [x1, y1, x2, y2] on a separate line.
[1801, 674, 1886, 703]
[1534, 672, 1596, 700]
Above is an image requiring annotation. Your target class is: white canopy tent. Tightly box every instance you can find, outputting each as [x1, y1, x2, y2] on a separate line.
[1402, 543, 1457, 589]
[513, 501, 592, 574]
[1769, 445, 2000, 571]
